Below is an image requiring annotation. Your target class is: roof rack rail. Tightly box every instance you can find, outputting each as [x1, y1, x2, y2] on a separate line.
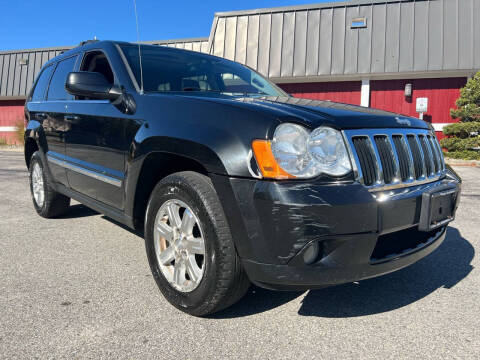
[78, 39, 100, 47]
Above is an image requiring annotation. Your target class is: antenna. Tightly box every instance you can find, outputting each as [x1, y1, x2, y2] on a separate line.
[133, 0, 144, 94]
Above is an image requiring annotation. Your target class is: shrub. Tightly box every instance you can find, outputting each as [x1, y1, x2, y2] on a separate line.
[14, 118, 26, 145]
[443, 150, 480, 160]
[440, 136, 480, 152]
[445, 74, 480, 160]
[442, 122, 480, 138]
[450, 71, 480, 122]
[0, 137, 7, 146]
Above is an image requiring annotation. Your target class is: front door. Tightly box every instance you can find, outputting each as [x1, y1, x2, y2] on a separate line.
[64, 50, 130, 210]
[64, 101, 128, 209]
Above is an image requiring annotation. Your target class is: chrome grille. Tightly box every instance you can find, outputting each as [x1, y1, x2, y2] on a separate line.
[343, 129, 445, 191]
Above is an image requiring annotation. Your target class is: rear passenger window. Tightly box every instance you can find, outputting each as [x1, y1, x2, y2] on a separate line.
[47, 56, 78, 101]
[31, 65, 53, 101]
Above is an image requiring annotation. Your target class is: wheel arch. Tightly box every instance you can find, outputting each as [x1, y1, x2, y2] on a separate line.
[129, 151, 212, 229]
[24, 120, 47, 169]
[24, 137, 39, 169]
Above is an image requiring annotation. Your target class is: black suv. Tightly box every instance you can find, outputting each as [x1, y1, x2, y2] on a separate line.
[24, 40, 461, 316]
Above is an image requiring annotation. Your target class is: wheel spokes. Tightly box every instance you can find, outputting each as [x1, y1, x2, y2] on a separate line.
[158, 246, 175, 265]
[180, 209, 196, 235]
[156, 221, 174, 243]
[184, 236, 205, 255]
[166, 203, 182, 228]
[173, 259, 186, 285]
[185, 255, 201, 283]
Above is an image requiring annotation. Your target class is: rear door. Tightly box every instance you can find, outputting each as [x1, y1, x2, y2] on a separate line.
[27, 64, 68, 184]
[43, 55, 79, 186]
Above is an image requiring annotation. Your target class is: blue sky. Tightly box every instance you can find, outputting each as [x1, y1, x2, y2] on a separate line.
[0, 0, 343, 51]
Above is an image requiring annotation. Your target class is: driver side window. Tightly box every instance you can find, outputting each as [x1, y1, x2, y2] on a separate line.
[77, 51, 115, 100]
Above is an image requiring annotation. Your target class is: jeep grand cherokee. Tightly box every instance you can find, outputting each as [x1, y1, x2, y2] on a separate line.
[24, 40, 461, 316]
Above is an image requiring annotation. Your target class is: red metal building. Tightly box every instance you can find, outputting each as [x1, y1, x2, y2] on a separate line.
[281, 77, 467, 140]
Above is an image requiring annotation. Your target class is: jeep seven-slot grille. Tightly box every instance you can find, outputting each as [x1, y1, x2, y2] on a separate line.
[345, 129, 445, 190]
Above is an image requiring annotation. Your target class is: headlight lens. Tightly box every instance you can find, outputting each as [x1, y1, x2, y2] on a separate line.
[269, 123, 352, 178]
[271, 123, 311, 176]
[307, 127, 352, 176]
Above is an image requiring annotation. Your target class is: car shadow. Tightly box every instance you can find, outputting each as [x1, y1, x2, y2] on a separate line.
[55, 204, 145, 238]
[212, 227, 474, 319]
[102, 216, 144, 239]
[57, 203, 98, 219]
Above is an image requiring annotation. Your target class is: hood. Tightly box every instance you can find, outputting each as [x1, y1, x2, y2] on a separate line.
[146, 92, 430, 130]
[233, 96, 429, 130]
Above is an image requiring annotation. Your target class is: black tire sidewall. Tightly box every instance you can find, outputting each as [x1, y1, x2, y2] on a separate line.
[145, 177, 224, 313]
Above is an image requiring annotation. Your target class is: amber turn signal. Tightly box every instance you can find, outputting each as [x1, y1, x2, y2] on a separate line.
[251, 140, 295, 179]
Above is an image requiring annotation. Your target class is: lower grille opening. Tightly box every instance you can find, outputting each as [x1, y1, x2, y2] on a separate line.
[371, 226, 444, 262]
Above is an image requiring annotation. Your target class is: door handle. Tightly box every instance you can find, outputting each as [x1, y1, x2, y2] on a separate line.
[36, 112, 47, 120]
[64, 115, 80, 122]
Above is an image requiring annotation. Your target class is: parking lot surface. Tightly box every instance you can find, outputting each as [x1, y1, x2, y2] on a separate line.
[0, 150, 478, 359]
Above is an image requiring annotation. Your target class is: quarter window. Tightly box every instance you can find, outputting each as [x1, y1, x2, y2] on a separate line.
[47, 56, 78, 101]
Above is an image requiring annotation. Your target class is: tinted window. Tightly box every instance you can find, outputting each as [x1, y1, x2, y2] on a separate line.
[47, 56, 78, 100]
[80, 51, 114, 84]
[119, 44, 286, 97]
[31, 65, 53, 101]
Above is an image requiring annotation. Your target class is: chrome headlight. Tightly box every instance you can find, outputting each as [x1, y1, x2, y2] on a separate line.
[270, 123, 352, 178]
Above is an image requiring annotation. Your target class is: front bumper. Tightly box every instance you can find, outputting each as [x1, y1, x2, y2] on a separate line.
[211, 170, 461, 290]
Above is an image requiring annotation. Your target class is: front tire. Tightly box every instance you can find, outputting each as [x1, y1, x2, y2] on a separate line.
[144, 171, 250, 316]
[29, 151, 70, 218]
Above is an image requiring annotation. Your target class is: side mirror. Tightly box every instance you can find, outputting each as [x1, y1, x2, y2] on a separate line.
[65, 72, 122, 101]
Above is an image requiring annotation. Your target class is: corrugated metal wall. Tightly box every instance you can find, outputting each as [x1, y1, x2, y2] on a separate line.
[151, 38, 209, 53]
[370, 77, 467, 127]
[0, 48, 68, 99]
[0, 100, 24, 144]
[209, 0, 480, 79]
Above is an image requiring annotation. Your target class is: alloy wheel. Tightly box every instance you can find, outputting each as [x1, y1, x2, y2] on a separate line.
[31, 162, 45, 208]
[153, 199, 206, 292]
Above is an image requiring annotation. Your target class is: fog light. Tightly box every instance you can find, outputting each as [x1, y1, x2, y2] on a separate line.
[303, 242, 320, 264]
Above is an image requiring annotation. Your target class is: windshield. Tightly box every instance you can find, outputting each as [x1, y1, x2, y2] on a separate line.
[119, 44, 287, 97]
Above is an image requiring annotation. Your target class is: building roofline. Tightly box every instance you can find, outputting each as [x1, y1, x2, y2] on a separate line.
[0, 38, 209, 55]
[214, 0, 423, 17]
[142, 37, 209, 45]
[0, 45, 73, 55]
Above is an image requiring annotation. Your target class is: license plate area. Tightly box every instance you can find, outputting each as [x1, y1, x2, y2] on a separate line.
[418, 184, 458, 232]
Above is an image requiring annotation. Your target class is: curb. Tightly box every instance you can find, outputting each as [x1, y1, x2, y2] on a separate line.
[0, 146, 23, 152]
[445, 158, 480, 167]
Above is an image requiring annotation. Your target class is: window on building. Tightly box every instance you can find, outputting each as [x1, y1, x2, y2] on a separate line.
[31, 65, 54, 101]
[47, 56, 78, 101]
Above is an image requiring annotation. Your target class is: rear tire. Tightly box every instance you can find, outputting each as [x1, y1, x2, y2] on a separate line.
[144, 171, 250, 316]
[29, 151, 70, 218]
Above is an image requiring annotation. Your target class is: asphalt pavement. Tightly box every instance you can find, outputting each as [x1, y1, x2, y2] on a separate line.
[0, 150, 478, 359]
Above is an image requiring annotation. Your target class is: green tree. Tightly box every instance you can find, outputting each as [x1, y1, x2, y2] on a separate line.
[450, 71, 480, 122]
